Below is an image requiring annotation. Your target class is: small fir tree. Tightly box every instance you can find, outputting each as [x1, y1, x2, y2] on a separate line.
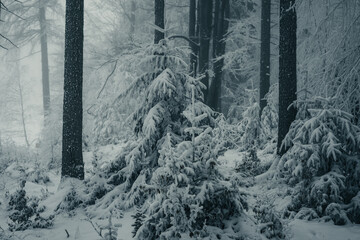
[278, 97, 360, 224]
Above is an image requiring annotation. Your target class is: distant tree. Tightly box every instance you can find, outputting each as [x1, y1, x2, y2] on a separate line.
[154, 0, 165, 44]
[188, 0, 197, 77]
[198, 0, 213, 103]
[259, 0, 271, 116]
[39, 0, 50, 118]
[208, 0, 230, 112]
[2, 0, 62, 119]
[277, 0, 297, 155]
[61, 0, 84, 180]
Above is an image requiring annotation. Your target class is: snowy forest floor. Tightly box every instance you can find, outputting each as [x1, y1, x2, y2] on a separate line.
[0, 146, 360, 240]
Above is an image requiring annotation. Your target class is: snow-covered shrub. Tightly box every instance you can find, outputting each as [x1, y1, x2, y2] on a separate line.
[131, 207, 145, 237]
[87, 40, 247, 238]
[235, 146, 262, 177]
[27, 161, 51, 184]
[260, 83, 278, 150]
[253, 199, 285, 239]
[7, 181, 54, 231]
[237, 89, 260, 151]
[344, 191, 360, 224]
[55, 180, 91, 216]
[278, 97, 360, 224]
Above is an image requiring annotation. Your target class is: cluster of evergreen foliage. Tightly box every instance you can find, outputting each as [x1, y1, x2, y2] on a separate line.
[278, 97, 360, 224]
[86, 40, 247, 239]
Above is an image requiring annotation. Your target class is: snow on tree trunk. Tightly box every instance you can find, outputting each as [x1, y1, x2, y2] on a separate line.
[62, 0, 84, 180]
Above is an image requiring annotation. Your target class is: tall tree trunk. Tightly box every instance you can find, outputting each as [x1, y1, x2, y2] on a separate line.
[39, 4, 50, 119]
[259, 0, 271, 116]
[208, 0, 229, 112]
[189, 0, 197, 77]
[16, 63, 30, 148]
[62, 0, 84, 180]
[277, 0, 297, 155]
[198, 0, 213, 103]
[154, 0, 165, 44]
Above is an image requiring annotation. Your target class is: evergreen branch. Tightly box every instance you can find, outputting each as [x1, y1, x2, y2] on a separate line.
[168, 35, 199, 48]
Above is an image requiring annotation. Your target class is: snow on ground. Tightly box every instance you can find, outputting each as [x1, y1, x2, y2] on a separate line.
[290, 219, 360, 240]
[0, 147, 359, 239]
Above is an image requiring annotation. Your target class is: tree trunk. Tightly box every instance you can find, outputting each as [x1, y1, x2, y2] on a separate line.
[39, 4, 50, 119]
[62, 0, 84, 180]
[277, 0, 297, 155]
[198, 0, 213, 103]
[189, 0, 197, 77]
[259, 0, 271, 116]
[154, 0, 165, 44]
[208, 0, 229, 112]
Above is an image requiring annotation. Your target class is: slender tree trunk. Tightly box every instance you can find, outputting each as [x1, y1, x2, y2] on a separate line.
[39, 3, 50, 119]
[17, 68, 30, 148]
[198, 0, 213, 103]
[189, 0, 197, 77]
[154, 0, 165, 44]
[62, 0, 84, 180]
[259, 0, 271, 116]
[208, 0, 229, 112]
[277, 0, 297, 155]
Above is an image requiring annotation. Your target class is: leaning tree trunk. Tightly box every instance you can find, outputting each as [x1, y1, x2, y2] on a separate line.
[189, 0, 197, 77]
[208, 0, 229, 112]
[259, 0, 271, 116]
[277, 0, 297, 155]
[198, 0, 213, 103]
[62, 0, 84, 180]
[154, 0, 165, 44]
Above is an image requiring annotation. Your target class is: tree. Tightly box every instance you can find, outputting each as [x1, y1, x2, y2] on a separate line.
[39, 1, 50, 118]
[208, 0, 230, 112]
[61, 0, 84, 180]
[198, 0, 213, 103]
[2, 0, 61, 119]
[259, 0, 271, 116]
[154, 0, 165, 44]
[188, 0, 197, 77]
[277, 0, 297, 155]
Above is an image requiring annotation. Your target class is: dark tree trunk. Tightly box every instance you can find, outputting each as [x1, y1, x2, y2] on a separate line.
[198, 0, 213, 103]
[62, 0, 84, 180]
[259, 0, 271, 116]
[208, 0, 229, 112]
[277, 0, 297, 155]
[154, 0, 165, 44]
[189, 0, 197, 77]
[39, 5, 50, 118]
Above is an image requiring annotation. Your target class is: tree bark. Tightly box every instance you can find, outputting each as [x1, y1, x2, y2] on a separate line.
[208, 0, 229, 112]
[39, 4, 50, 119]
[198, 0, 213, 103]
[154, 0, 165, 44]
[259, 0, 271, 116]
[277, 0, 297, 155]
[189, 0, 197, 77]
[62, 0, 84, 180]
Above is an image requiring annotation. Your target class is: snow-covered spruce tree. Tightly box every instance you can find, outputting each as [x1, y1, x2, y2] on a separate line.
[259, 83, 278, 151]
[278, 97, 360, 224]
[89, 40, 247, 238]
[237, 88, 260, 151]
